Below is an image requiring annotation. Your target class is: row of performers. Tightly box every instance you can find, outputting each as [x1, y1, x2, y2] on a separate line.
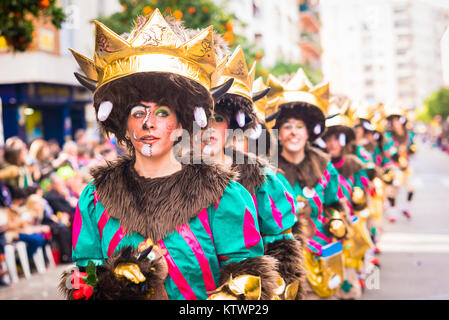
[59, 9, 416, 300]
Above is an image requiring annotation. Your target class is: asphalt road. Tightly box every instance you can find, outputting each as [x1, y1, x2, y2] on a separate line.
[362, 139, 449, 299]
[1, 138, 448, 300]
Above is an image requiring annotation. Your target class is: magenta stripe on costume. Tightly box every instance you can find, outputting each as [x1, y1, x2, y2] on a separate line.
[318, 177, 326, 189]
[97, 210, 110, 239]
[72, 204, 82, 250]
[308, 239, 322, 255]
[375, 155, 382, 166]
[214, 199, 220, 211]
[334, 157, 345, 168]
[243, 208, 261, 249]
[107, 225, 126, 257]
[93, 190, 99, 207]
[198, 209, 213, 243]
[284, 191, 296, 215]
[251, 194, 259, 218]
[176, 224, 216, 293]
[324, 169, 331, 182]
[311, 193, 323, 213]
[159, 239, 197, 300]
[349, 176, 355, 185]
[360, 175, 370, 189]
[315, 229, 332, 243]
[268, 195, 283, 229]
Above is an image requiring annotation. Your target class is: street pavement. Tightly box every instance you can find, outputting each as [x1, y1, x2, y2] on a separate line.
[0, 138, 448, 300]
[362, 139, 449, 299]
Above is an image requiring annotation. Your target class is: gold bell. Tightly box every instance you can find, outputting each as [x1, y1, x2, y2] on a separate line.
[329, 220, 346, 238]
[351, 187, 366, 205]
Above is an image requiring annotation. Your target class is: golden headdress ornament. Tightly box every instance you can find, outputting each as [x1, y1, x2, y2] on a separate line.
[71, 9, 227, 92]
[265, 68, 330, 117]
[326, 95, 353, 128]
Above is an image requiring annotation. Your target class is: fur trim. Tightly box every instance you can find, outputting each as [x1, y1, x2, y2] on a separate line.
[278, 144, 330, 189]
[59, 246, 168, 300]
[332, 154, 366, 179]
[218, 255, 279, 300]
[90, 154, 236, 241]
[264, 238, 305, 299]
[215, 94, 257, 130]
[228, 148, 269, 194]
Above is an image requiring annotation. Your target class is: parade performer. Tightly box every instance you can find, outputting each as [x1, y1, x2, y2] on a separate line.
[322, 98, 374, 299]
[265, 69, 347, 299]
[382, 105, 417, 222]
[198, 45, 303, 299]
[59, 10, 279, 300]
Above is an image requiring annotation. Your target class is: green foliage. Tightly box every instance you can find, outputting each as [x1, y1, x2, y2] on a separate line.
[424, 87, 449, 120]
[261, 60, 322, 85]
[83, 261, 99, 288]
[97, 0, 236, 39]
[0, 0, 66, 52]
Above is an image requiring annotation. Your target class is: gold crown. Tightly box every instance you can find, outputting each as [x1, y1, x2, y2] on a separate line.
[350, 100, 374, 123]
[265, 68, 330, 116]
[252, 77, 269, 120]
[326, 96, 353, 128]
[70, 9, 224, 93]
[216, 45, 256, 101]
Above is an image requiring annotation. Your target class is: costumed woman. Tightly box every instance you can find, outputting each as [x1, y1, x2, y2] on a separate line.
[59, 10, 279, 300]
[321, 97, 374, 299]
[198, 44, 303, 299]
[264, 69, 347, 299]
[382, 105, 417, 223]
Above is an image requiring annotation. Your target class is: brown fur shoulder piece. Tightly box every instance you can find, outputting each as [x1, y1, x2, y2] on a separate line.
[228, 149, 269, 195]
[264, 238, 305, 299]
[333, 154, 366, 179]
[278, 144, 330, 189]
[90, 155, 236, 242]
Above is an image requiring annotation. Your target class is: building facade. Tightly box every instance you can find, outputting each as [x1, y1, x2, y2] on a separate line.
[0, 0, 121, 146]
[320, 0, 449, 110]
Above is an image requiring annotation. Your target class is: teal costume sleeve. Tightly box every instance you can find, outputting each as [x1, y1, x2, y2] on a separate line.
[210, 180, 264, 267]
[72, 182, 105, 267]
[255, 168, 297, 244]
[323, 162, 341, 206]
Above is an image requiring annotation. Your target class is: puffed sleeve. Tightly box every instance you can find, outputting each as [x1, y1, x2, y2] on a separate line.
[72, 181, 105, 267]
[255, 168, 297, 244]
[210, 180, 278, 300]
[323, 162, 342, 206]
[211, 180, 264, 265]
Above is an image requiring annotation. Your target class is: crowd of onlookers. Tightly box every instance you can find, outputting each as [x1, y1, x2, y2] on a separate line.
[0, 129, 120, 286]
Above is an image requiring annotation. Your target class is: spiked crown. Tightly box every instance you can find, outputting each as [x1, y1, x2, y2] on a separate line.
[70, 9, 225, 93]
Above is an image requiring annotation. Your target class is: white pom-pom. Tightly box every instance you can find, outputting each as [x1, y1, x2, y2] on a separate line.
[399, 116, 406, 124]
[248, 123, 262, 140]
[236, 110, 246, 128]
[98, 101, 113, 122]
[141, 144, 152, 157]
[374, 132, 380, 140]
[363, 122, 375, 131]
[194, 107, 208, 128]
[315, 137, 327, 149]
[338, 133, 346, 146]
[313, 124, 321, 135]
[328, 275, 342, 290]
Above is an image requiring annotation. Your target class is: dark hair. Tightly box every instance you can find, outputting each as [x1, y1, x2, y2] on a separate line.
[93, 72, 213, 153]
[273, 102, 325, 141]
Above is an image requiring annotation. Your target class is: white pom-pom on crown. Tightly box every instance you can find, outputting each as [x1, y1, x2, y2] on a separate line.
[338, 133, 346, 147]
[236, 110, 246, 128]
[313, 124, 321, 135]
[194, 107, 208, 128]
[98, 101, 113, 122]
